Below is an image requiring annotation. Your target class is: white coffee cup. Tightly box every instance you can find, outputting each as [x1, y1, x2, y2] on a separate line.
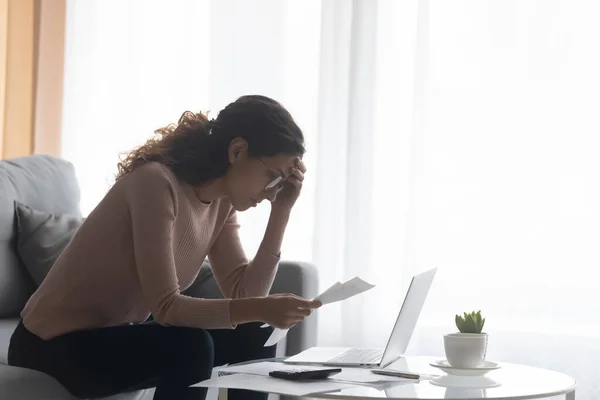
[443, 333, 488, 368]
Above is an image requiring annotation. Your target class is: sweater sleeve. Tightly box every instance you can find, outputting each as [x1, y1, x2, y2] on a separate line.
[208, 207, 280, 299]
[127, 164, 234, 329]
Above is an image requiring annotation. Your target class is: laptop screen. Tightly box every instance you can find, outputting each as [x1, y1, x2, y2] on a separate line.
[379, 267, 437, 368]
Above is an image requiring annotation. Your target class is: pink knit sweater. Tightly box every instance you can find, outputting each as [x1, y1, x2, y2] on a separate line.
[21, 162, 280, 340]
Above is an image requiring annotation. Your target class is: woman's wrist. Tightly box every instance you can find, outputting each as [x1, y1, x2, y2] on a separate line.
[269, 205, 292, 220]
[230, 297, 264, 325]
[260, 208, 290, 256]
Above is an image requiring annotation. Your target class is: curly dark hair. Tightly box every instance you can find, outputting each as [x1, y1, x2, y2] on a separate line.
[115, 95, 305, 185]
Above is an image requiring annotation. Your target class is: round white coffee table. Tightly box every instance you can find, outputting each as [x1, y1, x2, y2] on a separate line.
[217, 356, 576, 400]
[310, 356, 576, 400]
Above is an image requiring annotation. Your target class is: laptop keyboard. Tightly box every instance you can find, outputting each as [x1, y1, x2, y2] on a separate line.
[329, 348, 384, 364]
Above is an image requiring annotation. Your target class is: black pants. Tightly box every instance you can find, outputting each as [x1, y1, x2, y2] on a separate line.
[8, 320, 276, 400]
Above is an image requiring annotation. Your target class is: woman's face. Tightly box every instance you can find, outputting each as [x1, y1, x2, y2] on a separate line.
[225, 139, 298, 211]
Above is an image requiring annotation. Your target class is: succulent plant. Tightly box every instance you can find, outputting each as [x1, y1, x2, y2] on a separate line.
[455, 310, 485, 334]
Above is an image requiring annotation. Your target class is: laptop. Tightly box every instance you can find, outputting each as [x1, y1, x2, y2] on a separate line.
[284, 267, 437, 368]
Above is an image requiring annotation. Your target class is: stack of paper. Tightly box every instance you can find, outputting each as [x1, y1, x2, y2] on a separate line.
[218, 361, 416, 383]
[193, 361, 417, 396]
[194, 373, 354, 397]
[263, 277, 375, 346]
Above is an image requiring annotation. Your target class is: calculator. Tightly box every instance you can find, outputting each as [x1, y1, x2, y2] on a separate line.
[268, 367, 342, 381]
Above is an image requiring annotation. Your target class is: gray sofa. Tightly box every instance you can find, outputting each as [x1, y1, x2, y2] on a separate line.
[0, 154, 319, 400]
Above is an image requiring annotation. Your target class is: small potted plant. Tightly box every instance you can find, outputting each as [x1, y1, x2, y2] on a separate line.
[444, 310, 488, 368]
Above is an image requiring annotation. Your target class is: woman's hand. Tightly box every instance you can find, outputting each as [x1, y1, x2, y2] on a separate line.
[259, 294, 321, 329]
[260, 159, 306, 255]
[270, 158, 306, 213]
[230, 294, 321, 329]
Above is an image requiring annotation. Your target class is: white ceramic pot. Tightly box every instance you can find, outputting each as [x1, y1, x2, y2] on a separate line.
[443, 333, 488, 368]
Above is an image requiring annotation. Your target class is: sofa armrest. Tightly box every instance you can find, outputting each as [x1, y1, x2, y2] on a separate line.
[183, 261, 319, 356]
[267, 261, 319, 355]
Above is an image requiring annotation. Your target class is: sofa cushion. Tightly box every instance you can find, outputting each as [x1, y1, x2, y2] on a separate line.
[14, 202, 84, 287]
[0, 363, 155, 400]
[0, 155, 81, 318]
[0, 318, 19, 364]
[0, 318, 155, 399]
[0, 363, 78, 399]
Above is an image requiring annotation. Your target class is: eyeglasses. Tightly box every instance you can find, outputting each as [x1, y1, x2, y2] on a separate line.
[259, 158, 286, 192]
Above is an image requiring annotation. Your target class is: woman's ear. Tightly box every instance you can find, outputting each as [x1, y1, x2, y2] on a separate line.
[228, 137, 248, 164]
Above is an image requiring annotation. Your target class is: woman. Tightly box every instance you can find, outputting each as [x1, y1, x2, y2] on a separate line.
[8, 95, 322, 400]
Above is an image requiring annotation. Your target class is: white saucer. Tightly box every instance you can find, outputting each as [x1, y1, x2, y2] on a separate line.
[429, 360, 500, 376]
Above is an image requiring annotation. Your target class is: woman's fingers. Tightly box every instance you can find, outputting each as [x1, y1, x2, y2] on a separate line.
[287, 176, 302, 190]
[299, 308, 312, 317]
[292, 168, 304, 181]
[295, 158, 307, 173]
[289, 316, 307, 325]
[288, 308, 312, 317]
[289, 158, 306, 180]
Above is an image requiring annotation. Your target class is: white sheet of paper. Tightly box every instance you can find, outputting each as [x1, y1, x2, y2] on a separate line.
[264, 328, 289, 347]
[314, 281, 342, 303]
[216, 361, 286, 376]
[334, 368, 414, 384]
[216, 361, 426, 392]
[193, 373, 355, 396]
[315, 277, 375, 305]
[218, 361, 410, 384]
[263, 277, 374, 347]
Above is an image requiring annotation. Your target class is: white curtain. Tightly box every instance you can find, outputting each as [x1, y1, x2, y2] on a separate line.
[62, 1, 600, 399]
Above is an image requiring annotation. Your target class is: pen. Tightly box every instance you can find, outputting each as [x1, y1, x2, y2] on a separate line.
[370, 369, 420, 379]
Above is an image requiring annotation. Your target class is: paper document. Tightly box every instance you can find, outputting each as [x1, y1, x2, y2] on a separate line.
[219, 361, 406, 383]
[264, 328, 289, 347]
[263, 277, 374, 347]
[335, 367, 417, 384]
[193, 373, 355, 396]
[216, 361, 423, 391]
[216, 361, 286, 376]
[316, 277, 375, 305]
